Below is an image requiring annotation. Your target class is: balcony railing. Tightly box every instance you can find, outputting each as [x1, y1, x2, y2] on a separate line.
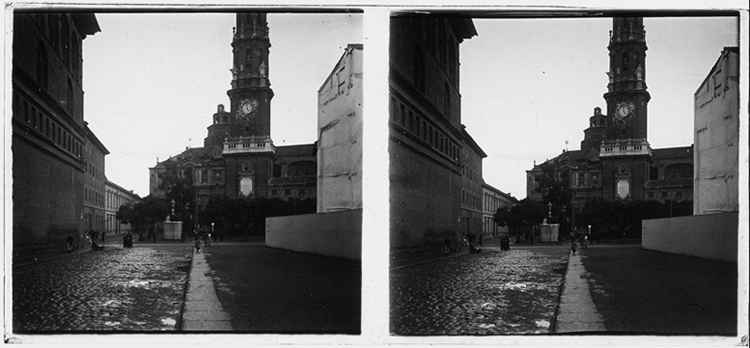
[222, 136, 275, 155]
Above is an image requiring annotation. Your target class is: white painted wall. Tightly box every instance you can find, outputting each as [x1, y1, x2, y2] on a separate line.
[316, 45, 364, 213]
[694, 48, 740, 215]
[642, 212, 738, 263]
[265, 209, 362, 261]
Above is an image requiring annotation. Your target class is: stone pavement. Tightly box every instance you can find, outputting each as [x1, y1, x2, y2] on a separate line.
[180, 249, 233, 331]
[554, 249, 606, 333]
[390, 246, 569, 335]
[11, 244, 191, 332]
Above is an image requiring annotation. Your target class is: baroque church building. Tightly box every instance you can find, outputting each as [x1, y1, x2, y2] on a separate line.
[527, 17, 694, 207]
[149, 12, 317, 206]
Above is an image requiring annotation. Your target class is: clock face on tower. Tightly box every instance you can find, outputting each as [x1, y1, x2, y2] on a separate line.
[237, 98, 259, 120]
[614, 101, 635, 123]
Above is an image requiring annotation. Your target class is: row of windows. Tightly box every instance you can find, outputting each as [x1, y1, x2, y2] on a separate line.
[390, 97, 459, 162]
[463, 165, 479, 185]
[85, 186, 104, 207]
[106, 189, 136, 211]
[196, 169, 225, 185]
[465, 215, 481, 234]
[483, 216, 501, 234]
[462, 189, 481, 210]
[407, 18, 460, 86]
[412, 46, 453, 121]
[84, 212, 104, 233]
[484, 193, 512, 214]
[269, 188, 308, 199]
[572, 172, 601, 188]
[647, 191, 686, 201]
[13, 92, 82, 160]
[36, 40, 77, 112]
[31, 13, 81, 80]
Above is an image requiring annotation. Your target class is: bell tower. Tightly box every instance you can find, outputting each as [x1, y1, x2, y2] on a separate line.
[604, 17, 650, 141]
[228, 12, 274, 138]
[599, 17, 653, 202]
[223, 12, 276, 199]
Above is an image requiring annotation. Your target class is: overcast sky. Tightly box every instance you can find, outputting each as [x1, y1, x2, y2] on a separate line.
[460, 15, 739, 199]
[82, 12, 363, 197]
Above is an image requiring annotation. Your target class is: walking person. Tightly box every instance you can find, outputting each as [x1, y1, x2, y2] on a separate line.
[194, 231, 201, 253]
[571, 238, 578, 255]
[478, 233, 483, 247]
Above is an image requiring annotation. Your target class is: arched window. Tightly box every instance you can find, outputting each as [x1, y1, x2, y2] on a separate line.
[413, 45, 425, 92]
[621, 51, 629, 73]
[36, 41, 48, 89]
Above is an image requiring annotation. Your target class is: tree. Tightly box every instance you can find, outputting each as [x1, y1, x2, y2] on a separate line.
[157, 160, 195, 223]
[497, 198, 546, 240]
[533, 162, 573, 224]
[116, 195, 168, 239]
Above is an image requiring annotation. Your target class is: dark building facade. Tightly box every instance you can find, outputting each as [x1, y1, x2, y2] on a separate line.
[389, 15, 477, 254]
[12, 12, 100, 256]
[150, 12, 316, 209]
[527, 17, 693, 209]
[83, 123, 109, 237]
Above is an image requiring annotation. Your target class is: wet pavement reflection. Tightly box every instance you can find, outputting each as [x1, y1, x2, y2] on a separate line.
[390, 247, 568, 335]
[13, 245, 191, 332]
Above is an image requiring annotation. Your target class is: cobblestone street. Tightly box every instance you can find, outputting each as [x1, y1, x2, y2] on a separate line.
[390, 246, 569, 335]
[12, 245, 192, 332]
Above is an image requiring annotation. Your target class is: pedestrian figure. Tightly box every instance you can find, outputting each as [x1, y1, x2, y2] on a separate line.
[101, 231, 106, 244]
[444, 238, 451, 254]
[66, 235, 74, 252]
[478, 233, 483, 247]
[194, 232, 201, 253]
[571, 239, 578, 255]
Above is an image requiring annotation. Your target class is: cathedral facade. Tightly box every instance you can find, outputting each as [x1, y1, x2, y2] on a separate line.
[149, 13, 317, 207]
[527, 17, 694, 208]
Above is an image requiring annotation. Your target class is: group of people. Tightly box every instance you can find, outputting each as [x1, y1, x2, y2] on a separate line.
[193, 230, 212, 253]
[570, 234, 588, 255]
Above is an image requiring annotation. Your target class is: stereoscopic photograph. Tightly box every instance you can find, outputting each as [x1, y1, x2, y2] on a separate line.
[388, 11, 742, 338]
[4, 2, 748, 347]
[8, 7, 363, 336]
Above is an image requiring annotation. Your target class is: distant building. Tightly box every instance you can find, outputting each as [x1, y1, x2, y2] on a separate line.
[83, 123, 109, 237]
[12, 12, 100, 256]
[693, 47, 740, 215]
[149, 13, 317, 211]
[389, 15, 477, 253]
[482, 183, 517, 238]
[460, 127, 486, 239]
[105, 180, 141, 236]
[316, 44, 364, 212]
[526, 17, 694, 211]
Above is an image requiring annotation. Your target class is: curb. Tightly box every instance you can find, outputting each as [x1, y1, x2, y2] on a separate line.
[177, 246, 195, 331]
[551, 249, 573, 334]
